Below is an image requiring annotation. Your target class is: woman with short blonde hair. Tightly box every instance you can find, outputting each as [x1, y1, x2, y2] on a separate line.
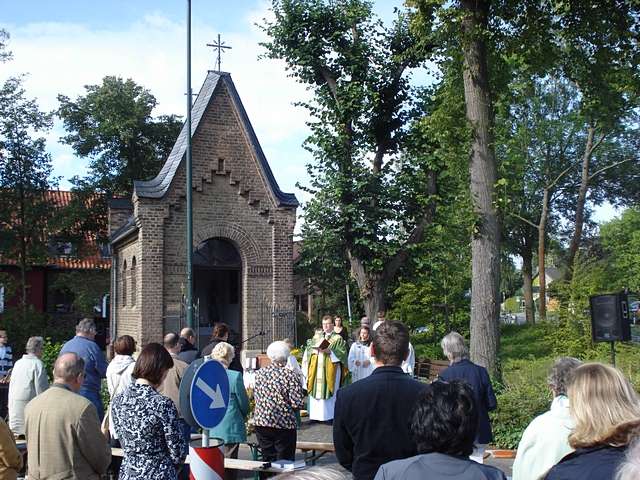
[545, 363, 640, 480]
[210, 341, 235, 368]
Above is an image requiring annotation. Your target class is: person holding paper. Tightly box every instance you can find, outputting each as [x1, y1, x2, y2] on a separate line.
[302, 315, 348, 422]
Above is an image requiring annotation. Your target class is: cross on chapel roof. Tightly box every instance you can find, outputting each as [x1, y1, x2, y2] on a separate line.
[206, 34, 232, 72]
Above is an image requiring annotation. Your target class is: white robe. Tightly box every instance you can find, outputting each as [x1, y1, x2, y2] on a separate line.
[348, 342, 375, 382]
[286, 354, 305, 389]
[402, 342, 416, 376]
[302, 349, 341, 421]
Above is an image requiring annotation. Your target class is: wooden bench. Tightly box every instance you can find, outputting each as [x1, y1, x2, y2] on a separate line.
[296, 441, 335, 465]
[415, 358, 449, 381]
[111, 447, 282, 473]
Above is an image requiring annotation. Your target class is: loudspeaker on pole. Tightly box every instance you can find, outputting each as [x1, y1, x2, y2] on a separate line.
[589, 293, 631, 342]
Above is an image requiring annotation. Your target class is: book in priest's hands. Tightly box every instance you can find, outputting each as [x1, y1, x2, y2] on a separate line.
[271, 459, 306, 471]
[315, 338, 331, 350]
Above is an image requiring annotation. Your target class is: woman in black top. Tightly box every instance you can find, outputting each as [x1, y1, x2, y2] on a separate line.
[333, 316, 349, 344]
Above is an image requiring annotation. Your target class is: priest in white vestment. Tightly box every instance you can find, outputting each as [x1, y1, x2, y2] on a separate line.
[302, 315, 348, 422]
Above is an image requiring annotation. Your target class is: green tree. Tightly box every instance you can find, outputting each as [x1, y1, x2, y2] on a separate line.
[0, 29, 12, 63]
[50, 271, 110, 318]
[544, 2, 640, 276]
[57, 76, 181, 239]
[0, 77, 56, 322]
[262, 0, 438, 320]
[412, 0, 502, 373]
[498, 77, 583, 322]
[599, 208, 640, 292]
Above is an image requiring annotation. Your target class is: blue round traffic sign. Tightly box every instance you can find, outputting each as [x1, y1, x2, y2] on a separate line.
[189, 359, 230, 429]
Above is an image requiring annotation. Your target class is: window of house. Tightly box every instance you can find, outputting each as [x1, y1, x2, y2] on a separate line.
[131, 257, 137, 306]
[45, 272, 75, 313]
[48, 238, 76, 257]
[122, 260, 127, 307]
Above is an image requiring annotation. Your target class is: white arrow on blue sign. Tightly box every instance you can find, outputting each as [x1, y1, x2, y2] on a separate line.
[189, 359, 230, 430]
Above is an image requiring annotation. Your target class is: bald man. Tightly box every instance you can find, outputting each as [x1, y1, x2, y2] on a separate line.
[178, 327, 198, 364]
[158, 333, 189, 411]
[25, 353, 111, 479]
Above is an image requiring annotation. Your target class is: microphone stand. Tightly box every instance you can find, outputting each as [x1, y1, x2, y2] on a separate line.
[241, 331, 266, 346]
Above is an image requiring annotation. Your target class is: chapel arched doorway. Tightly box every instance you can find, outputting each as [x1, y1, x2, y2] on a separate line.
[193, 238, 242, 347]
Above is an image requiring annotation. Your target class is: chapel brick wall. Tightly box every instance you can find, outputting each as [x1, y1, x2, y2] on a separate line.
[113, 236, 142, 343]
[111, 77, 296, 350]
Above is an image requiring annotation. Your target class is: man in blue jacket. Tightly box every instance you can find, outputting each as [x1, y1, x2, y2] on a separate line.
[60, 318, 108, 419]
[333, 320, 426, 480]
[439, 331, 498, 463]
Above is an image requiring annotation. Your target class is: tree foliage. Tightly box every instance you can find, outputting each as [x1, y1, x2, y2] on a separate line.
[262, 0, 438, 319]
[0, 29, 12, 63]
[0, 76, 56, 321]
[50, 270, 110, 318]
[58, 76, 181, 197]
[57, 76, 181, 241]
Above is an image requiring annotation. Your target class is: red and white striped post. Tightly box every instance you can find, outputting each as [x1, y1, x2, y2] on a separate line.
[189, 445, 225, 480]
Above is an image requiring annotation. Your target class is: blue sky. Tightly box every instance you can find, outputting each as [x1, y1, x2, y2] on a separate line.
[1, 1, 406, 204]
[1, 0, 619, 224]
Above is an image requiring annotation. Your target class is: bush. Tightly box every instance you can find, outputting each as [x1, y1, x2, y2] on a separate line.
[490, 379, 551, 449]
[42, 338, 63, 382]
[296, 311, 316, 348]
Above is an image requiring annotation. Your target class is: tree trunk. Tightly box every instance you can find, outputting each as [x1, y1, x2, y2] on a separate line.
[566, 126, 594, 276]
[349, 256, 385, 321]
[537, 188, 550, 322]
[461, 0, 500, 376]
[521, 243, 535, 325]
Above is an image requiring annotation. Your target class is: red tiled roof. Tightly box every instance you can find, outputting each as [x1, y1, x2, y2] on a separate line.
[0, 190, 110, 270]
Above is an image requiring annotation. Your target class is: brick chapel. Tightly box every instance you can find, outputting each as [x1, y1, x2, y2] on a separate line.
[108, 71, 298, 356]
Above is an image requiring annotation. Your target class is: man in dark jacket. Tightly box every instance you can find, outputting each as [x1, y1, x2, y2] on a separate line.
[439, 331, 497, 463]
[177, 327, 198, 364]
[333, 320, 426, 480]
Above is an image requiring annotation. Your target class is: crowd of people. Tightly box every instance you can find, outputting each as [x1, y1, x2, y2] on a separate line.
[0, 315, 637, 480]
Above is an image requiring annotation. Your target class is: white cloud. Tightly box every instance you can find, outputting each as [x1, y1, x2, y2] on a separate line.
[1, 3, 312, 196]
